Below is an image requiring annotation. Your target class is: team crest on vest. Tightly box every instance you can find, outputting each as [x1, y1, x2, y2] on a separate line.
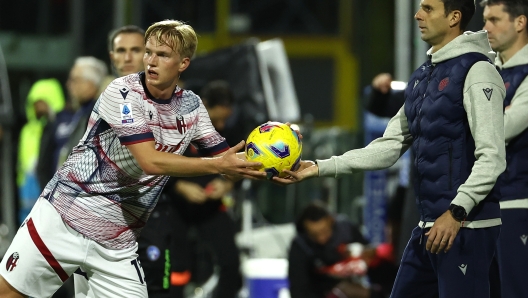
[504, 82, 511, 90]
[438, 77, 449, 91]
[176, 115, 186, 134]
[6, 252, 19, 272]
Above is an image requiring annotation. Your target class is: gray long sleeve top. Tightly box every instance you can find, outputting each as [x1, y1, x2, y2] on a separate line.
[317, 31, 506, 216]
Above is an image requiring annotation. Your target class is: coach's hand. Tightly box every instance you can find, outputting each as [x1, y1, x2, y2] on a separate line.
[272, 160, 318, 185]
[425, 210, 460, 254]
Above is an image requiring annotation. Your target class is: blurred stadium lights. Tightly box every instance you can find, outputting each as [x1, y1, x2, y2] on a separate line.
[390, 81, 407, 91]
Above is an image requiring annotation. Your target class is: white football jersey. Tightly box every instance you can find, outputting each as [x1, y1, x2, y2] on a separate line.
[42, 72, 228, 249]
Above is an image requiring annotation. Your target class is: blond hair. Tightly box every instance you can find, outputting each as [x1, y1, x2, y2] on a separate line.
[145, 20, 197, 59]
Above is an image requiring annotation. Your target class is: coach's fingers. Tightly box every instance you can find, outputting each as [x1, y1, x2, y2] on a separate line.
[444, 233, 456, 253]
[425, 228, 437, 252]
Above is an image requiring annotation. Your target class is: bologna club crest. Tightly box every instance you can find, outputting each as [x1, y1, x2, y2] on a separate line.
[176, 115, 186, 134]
[438, 77, 449, 91]
[6, 252, 19, 272]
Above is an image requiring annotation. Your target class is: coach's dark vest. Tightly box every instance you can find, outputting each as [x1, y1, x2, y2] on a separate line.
[497, 64, 528, 201]
[404, 53, 500, 222]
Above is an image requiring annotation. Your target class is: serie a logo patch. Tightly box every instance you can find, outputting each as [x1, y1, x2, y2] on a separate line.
[6, 252, 19, 272]
[120, 103, 134, 124]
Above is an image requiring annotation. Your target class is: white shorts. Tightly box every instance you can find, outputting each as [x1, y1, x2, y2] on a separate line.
[0, 197, 147, 298]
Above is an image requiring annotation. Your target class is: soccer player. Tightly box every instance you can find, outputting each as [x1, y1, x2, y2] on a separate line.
[482, 0, 528, 296]
[108, 25, 145, 77]
[275, 0, 507, 297]
[0, 20, 265, 298]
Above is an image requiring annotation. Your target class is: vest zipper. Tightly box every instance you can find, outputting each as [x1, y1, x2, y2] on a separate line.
[417, 61, 434, 243]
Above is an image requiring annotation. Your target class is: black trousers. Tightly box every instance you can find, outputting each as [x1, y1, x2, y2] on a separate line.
[138, 200, 242, 298]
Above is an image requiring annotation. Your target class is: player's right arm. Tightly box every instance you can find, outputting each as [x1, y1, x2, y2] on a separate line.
[126, 140, 265, 179]
[274, 106, 413, 184]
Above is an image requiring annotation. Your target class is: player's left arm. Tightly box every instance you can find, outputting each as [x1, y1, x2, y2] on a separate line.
[453, 61, 506, 213]
[504, 77, 528, 143]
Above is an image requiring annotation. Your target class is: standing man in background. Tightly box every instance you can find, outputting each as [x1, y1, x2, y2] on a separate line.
[275, 0, 507, 297]
[482, 0, 528, 296]
[108, 25, 145, 78]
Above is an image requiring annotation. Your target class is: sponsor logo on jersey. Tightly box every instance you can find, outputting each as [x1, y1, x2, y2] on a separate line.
[120, 103, 134, 124]
[147, 245, 161, 261]
[119, 87, 130, 100]
[154, 142, 181, 153]
[6, 252, 19, 272]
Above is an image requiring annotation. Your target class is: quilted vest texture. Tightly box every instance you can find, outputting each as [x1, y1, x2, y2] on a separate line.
[404, 53, 500, 222]
[497, 64, 528, 201]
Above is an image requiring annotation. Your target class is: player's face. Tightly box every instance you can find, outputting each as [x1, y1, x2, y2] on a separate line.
[143, 37, 190, 94]
[304, 217, 334, 245]
[415, 0, 451, 48]
[110, 33, 145, 77]
[483, 4, 518, 53]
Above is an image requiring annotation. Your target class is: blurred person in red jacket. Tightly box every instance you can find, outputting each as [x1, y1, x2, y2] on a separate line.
[288, 202, 397, 298]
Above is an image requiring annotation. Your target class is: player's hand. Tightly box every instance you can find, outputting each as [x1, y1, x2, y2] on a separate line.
[175, 180, 207, 204]
[425, 210, 460, 254]
[372, 73, 392, 94]
[272, 160, 318, 185]
[217, 141, 267, 180]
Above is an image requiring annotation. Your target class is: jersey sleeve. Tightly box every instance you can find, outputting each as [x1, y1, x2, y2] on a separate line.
[97, 81, 154, 146]
[190, 99, 229, 156]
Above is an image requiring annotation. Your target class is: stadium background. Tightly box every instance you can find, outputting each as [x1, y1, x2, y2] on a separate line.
[0, 1, 486, 294]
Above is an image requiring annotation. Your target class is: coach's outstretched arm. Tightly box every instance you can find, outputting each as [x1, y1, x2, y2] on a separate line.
[127, 140, 266, 180]
[274, 106, 413, 185]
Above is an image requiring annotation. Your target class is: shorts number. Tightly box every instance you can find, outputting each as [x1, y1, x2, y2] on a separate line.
[131, 257, 145, 284]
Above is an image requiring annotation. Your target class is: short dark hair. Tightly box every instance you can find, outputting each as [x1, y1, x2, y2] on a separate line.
[480, 0, 528, 20]
[200, 80, 234, 108]
[107, 25, 145, 52]
[442, 0, 476, 30]
[295, 201, 331, 233]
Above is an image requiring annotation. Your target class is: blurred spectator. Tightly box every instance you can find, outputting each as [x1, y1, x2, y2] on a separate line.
[365, 73, 419, 264]
[365, 73, 405, 118]
[108, 25, 145, 77]
[37, 57, 107, 188]
[17, 78, 65, 224]
[288, 202, 396, 298]
[139, 80, 242, 298]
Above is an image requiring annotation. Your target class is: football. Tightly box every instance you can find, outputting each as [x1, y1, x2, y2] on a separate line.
[245, 122, 302, 179]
